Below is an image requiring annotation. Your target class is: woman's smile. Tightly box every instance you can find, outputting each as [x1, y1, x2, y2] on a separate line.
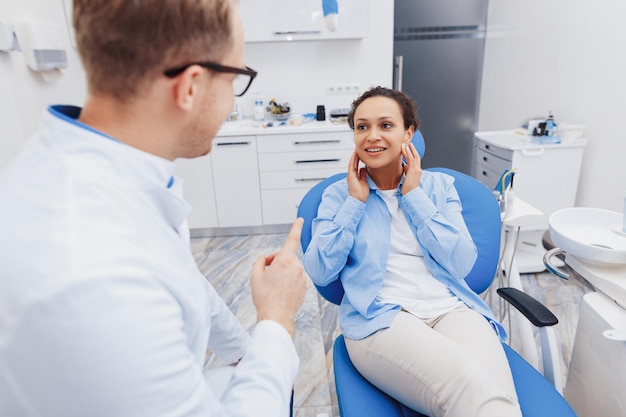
[365, 146, 387, 153]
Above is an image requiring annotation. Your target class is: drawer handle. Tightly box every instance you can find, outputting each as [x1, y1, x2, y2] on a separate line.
[482, 170, 488, 177]
[293, 140, 342, 145]
[295, 177, 328, 182]
[483, 156, 488, 162]
[274, 30, 321, 35]
[216, 141, 251, 146]
[521, 148, 545, 157]
[294, 158, 341, 164]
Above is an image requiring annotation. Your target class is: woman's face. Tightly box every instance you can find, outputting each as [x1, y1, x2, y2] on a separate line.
[352, 96, 413, 170]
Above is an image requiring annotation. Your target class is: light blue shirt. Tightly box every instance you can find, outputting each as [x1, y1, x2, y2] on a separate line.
[303, 171, 505, 341]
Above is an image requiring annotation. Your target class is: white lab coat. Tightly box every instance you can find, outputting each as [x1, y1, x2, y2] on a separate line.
[0, 106, 299, 417]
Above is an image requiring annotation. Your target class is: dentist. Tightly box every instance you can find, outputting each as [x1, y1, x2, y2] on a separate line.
[0, 1, 306, 416]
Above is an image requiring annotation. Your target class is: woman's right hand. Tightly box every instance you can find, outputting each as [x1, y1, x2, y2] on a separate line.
[347, 151, 369, 203]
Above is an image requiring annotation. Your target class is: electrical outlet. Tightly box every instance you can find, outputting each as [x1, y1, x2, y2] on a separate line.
[326, 83, 360, 95]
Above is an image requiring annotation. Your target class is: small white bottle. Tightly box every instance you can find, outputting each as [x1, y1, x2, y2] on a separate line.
[253, 92, 265, 121]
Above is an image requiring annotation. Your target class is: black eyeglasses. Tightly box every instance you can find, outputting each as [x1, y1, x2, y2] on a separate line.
[163, 61, 258, 97]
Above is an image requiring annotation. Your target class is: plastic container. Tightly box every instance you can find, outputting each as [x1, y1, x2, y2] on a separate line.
[253, 93, 265, 121]
[545, 113, 557, 136]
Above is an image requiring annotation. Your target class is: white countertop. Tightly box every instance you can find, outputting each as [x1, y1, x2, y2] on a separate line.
[502, 196, 544, 228]
[217, 118, 352, 137]
[475, 129, 587, 150]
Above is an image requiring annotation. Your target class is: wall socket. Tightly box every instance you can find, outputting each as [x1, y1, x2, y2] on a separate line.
[326, 84, 360, 95]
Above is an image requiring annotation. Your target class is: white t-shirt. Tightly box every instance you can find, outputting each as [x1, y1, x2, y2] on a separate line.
[376, 189, 463, 318]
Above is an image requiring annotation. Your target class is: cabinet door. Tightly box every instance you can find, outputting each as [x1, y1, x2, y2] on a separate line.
[174, 154, 218, 229]
[240, 0, 369, 42]
[262, 188, 310, 226]
[211, 136, 263, 227]
[511, 146, 585, 222]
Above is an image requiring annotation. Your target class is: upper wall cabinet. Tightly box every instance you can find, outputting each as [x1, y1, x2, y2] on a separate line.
[240, 0, 369, 42]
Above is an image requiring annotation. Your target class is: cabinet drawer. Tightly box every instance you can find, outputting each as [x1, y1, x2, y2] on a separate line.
[476, 139, 512, 161]
[260, 168, 344, 190]
[257, 132, 353, 153]
[258, 149, 352, 172]
[474, 163, 504, 190]
[474, 147, 511, 176]
[261, 188, 309, 225]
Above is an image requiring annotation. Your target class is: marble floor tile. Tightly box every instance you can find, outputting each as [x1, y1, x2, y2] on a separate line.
[192, 233, 332, 416]
[191, 232, 592, 417]
[518, 269, 594, 384]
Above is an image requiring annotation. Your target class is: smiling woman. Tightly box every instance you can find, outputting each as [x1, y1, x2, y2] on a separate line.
[303, 87, 523, 417]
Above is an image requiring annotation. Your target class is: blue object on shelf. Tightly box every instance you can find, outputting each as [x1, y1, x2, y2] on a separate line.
[494, 169, 515, 194]
[530, 136, 562, 145]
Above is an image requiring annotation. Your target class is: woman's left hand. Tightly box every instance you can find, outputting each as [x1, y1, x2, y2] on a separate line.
[401, 142, 423, 195]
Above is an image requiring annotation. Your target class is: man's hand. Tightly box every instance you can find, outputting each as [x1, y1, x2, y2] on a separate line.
[250, 218, 307, 339]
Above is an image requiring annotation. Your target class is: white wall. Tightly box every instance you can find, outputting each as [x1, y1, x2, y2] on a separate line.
[237, 0, 393, 118]
[479, 1, 626, 212]
[0, 0, 393, 166]
[0, 0, 86, 167]
[2, 0, 623, 213]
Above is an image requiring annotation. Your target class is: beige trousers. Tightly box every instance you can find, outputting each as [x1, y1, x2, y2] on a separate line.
[344, 306, 522, 417]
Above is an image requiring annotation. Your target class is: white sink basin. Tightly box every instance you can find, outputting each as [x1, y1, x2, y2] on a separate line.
[549, 207, 626, 265]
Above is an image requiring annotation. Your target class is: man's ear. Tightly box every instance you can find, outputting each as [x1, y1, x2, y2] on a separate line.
[171, 65, 204, 112]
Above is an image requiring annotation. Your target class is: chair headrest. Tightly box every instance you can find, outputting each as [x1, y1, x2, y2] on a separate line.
[411, 130, 426, 159]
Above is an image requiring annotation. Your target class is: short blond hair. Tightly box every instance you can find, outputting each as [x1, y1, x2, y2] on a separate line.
[73, 0, 235, 100]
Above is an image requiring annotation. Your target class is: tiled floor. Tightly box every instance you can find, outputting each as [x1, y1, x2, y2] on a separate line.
[192, 232, 594, 417]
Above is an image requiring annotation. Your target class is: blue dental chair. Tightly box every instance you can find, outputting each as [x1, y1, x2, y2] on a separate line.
[297, 131, 576, 417]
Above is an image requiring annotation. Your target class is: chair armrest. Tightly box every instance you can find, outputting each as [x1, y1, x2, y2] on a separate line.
[497, 287, 563, 392]
[497, 287, 558, 327]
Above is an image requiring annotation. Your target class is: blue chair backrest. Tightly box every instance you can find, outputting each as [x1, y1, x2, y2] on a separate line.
[297, 130, 501, 305]
[298, 172, 348, 305]
[427, 167, 501, 294]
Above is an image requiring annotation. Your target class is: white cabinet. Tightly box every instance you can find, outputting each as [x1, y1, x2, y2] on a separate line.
[239, 0, 369, 43]
[175, 153, 218, 229]
[211, 135, 263, 228]
[175, 124, 354, 233]
[258, 131, 353, 224]
[472, 130, 587, 272]
[473, 131, 587, 226]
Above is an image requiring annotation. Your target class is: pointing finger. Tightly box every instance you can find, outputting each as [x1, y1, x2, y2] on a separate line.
[279, 217, 304, 255]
